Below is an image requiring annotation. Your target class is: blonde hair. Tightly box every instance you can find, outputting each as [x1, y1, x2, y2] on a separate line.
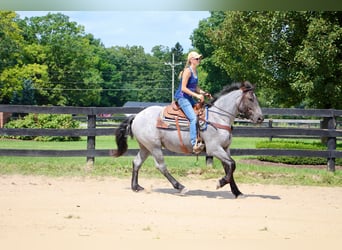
[178, 60, 190, 79]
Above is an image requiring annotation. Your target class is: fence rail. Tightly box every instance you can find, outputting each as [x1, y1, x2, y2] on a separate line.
[0, 104, 341, 171]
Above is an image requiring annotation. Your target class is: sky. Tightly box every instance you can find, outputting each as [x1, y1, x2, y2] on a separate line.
[16, 11, 211, 53]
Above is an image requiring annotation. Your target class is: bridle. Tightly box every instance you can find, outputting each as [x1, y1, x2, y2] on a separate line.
[199, 87, 254, 132]
[207, 87, 255, 119]
[236, 87, 255, 119]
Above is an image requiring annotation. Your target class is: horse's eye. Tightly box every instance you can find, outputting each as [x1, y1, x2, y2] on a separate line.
[249, 93, 256, 102]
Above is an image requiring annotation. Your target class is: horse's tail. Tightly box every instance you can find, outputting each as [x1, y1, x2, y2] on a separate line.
[112, 115, 135, 157]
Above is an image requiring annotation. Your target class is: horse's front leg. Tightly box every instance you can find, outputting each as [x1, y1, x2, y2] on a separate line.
[217, 160, 234, 188]
[215, 154, 242, 198]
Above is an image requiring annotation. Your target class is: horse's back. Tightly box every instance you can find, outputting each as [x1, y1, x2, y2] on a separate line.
[134, 105, 163, 121]
[131, 105, 163, 140]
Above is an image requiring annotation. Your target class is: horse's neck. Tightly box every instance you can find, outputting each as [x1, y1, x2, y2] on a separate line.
[210, 90, 242, 123]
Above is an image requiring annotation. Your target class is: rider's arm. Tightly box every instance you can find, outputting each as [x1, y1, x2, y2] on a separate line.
[181, 68, 204, 102]
[197, 86, 212, 99]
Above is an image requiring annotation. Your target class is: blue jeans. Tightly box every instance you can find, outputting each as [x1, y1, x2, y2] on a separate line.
[177, 97, 197, 146]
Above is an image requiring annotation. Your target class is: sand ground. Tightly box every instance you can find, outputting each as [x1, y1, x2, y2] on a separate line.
[0, 175, 341, 249]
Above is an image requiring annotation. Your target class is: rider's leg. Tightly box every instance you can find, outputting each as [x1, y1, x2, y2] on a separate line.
[177, 97, 197, 147]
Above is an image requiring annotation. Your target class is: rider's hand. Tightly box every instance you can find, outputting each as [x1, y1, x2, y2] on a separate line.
[196, 94, 204, 103]
[204, 92, 213, 99]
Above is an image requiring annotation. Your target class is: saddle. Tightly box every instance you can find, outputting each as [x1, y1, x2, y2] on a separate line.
[156, 101, 207, 154]
[156, 101, 207, 130]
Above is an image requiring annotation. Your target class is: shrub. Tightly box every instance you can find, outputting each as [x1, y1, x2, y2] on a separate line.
[4, 114, 81, 141]
[256, 140, 342, 165]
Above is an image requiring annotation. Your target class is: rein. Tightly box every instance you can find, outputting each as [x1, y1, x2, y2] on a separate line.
[201, 104, 233, 132]
[207, 103, 235, 118]
[203, 87, 254, 132]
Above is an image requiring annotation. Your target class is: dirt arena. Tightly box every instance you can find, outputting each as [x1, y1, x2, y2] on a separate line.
[1, 175, 341, 249]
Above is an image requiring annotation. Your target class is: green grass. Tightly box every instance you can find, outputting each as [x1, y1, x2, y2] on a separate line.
[0, 136, 341, 187]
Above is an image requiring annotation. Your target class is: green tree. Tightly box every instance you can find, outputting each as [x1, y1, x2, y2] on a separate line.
[0, 63, 49, 103]
[292, 12, 342, 109]
[104, 45, 171, 106]
[11, 79, 37, 105]
[199, 11, 342, 109]
[151, 45, 170, 61]
[171, 42, 185, 75]
[19, 13, 103, 106]
[191, 11, 231, 94]
[0, 11, 23, 72]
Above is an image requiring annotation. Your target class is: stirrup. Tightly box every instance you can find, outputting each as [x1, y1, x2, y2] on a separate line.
[193, 139, 205, 154]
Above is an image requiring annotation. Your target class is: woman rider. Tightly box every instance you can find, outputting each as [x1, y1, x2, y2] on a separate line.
[174, 51, 211, 154]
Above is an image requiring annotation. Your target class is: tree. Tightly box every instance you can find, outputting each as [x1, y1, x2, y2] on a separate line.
[194, 11, 341, 109]
[191, 11, 231, 95]
[19, 13, 103, 106]
[292, 12, 342, 109]
[171, 42, 185, 75]
[102, 45, 171, 106]
[11, 79, 37, 105]
[0, 63, 49, 103]
[0, 11, 23, 73]
[151, 45, 170, 61]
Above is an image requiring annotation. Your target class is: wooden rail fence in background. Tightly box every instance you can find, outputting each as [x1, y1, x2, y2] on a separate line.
[0, 105, 341, 171]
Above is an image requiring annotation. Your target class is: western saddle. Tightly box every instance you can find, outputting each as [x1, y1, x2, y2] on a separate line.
[156, 101, 206, 154]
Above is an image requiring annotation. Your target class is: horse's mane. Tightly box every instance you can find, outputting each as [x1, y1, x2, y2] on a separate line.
[209, 81, 254, 104]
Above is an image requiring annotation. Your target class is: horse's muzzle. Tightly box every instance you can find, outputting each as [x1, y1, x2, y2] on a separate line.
[257, 115, 264, 124]
[250, 114, 264, 124]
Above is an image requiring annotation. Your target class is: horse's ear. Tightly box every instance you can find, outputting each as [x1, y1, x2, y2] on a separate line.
[243, 81, 255, 90]
[242, 81, 254, 91]
[243, 81, 251, 86]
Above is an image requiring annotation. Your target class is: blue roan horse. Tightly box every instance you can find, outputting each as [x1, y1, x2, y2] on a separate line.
[114, 81, 264, 198]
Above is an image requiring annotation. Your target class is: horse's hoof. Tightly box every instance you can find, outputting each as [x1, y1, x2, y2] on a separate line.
[132, 185, 144, 192]
[234, 193, 244, 199]
[179, 187, 189, 196]
[216, 178, 228, 189]
[216, 180, 221, 190]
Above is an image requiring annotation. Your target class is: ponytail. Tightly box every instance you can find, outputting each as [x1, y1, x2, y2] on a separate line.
[178, 57, 191, 80]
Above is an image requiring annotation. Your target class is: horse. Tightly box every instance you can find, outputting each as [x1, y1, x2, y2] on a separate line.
[113, 81, 264, 198]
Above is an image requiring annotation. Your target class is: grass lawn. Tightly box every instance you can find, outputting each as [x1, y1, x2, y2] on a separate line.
[0, 136, 341, 187]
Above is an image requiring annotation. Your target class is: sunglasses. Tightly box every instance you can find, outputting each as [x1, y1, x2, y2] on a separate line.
[193, 58, 201, 61]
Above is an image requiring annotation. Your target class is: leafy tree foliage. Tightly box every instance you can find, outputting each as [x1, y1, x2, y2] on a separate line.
[0, 63, 48, 103]
[171, 42, 185, 75]
[0, 11, 23, 72]
[103, 45, 172, 106]
[19, 13, 103, 106]
[191, 11, 231, 94]
[292, 12, 342, 108]
[10, 79, 37, 105]
[1, 11, 340, 110]
[194, 11, 342, 109]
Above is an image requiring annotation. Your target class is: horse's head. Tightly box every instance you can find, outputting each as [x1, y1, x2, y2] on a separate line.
[237, 82, 264, 124]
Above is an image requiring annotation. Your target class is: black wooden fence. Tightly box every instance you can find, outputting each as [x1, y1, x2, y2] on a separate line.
[0, 105, 341, 171]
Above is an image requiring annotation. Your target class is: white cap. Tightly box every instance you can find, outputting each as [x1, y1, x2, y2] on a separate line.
[187, 51, 203, 61]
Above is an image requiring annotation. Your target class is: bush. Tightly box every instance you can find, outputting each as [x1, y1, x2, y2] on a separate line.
[4, 114, 81, 141]
[256, 140, 342, 165]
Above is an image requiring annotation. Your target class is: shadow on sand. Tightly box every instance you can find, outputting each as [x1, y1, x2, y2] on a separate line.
[153, 188, 281, 200]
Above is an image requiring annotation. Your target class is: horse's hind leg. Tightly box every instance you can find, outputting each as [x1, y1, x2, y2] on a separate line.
[152, 149, 188, 194]
[131, 147, 150, 192]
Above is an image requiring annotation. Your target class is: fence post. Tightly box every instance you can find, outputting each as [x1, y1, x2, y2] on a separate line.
[206, 155, 213, 167]
[86, 114, 96, 169]
[268, 119, 273, 141]
[326, 116, 336, 172]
